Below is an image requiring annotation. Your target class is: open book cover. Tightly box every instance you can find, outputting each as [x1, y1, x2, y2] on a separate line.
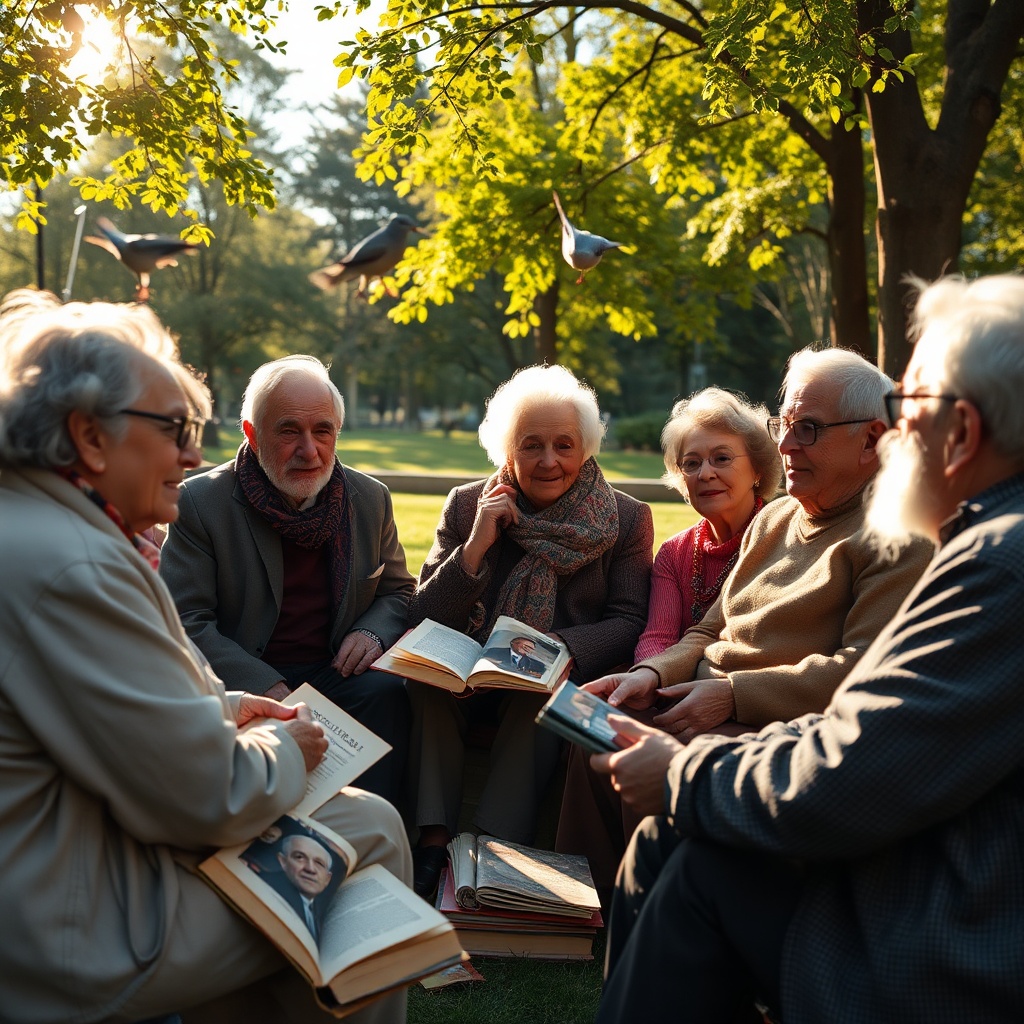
[534, 680, 633, 755]
[201, 685, 463, 1016]
[447, 833, 600, 920]
[372, 615, 572, 695]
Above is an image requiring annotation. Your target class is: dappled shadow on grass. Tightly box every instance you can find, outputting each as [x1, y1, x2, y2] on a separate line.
[409, 932, 605, 1024]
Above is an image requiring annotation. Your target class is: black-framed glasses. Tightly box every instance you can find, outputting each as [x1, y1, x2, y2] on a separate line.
[678, 452, 748, 476]
[118, 408, 206, 449]
[766, 416, 873, 446]
[883, 390, 959, 425]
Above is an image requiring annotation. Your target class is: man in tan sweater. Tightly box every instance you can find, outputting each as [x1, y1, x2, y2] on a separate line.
[587, 347, 933, 736]
[560, 348, 933, 894]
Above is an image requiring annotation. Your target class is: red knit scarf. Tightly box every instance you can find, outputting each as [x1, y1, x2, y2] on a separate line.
[235, 442, 351, 613]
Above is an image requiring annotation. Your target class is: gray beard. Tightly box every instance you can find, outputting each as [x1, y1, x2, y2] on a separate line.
[864, 430, 933, 559]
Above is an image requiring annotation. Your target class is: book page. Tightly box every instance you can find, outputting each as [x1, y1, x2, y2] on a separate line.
[281, 684, 392, 817]
[316, 864, 456, 981]
[381, 619, 483, 680]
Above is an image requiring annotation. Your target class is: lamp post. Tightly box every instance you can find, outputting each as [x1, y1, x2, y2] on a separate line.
[35, 185, 45, 291]
[62, 205, 88, 302]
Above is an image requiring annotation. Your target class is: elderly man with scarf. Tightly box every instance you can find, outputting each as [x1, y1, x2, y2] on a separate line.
[405, 364, 653, 900]
[161, 355, 414, 805]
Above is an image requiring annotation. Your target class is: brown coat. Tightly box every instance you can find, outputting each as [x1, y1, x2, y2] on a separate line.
[409, 479, 654, 681]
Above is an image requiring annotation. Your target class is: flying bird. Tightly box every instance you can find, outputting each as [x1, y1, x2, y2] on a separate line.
[552, 191, 625, 284]
[309, 214, 428, 298]
[84, 217, 198, 302]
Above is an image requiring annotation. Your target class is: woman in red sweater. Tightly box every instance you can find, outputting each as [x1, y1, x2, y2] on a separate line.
[557, 387, 781, 896]
[635, 387, 782, 660]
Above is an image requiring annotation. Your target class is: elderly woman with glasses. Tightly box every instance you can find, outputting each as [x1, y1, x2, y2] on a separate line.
[0, 296, 410, 1024]
[557, 387, 779, 891]
[635, 388, 782, 660]
[406, 364, 653, 900]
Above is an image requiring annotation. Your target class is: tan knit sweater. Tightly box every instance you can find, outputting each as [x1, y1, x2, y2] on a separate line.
[637, 493, 934, 727]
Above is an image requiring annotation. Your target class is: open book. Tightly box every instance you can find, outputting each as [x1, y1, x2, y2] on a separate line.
[534, 680, 633, 755]
[372, 615, 572, 695]
[200, 685, 463, 1016]
[447, 832, 600, 920]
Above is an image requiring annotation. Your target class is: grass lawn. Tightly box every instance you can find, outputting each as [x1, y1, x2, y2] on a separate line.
[202, 427, 689, 1021]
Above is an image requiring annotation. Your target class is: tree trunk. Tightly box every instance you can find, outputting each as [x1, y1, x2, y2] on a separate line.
[533, 281, 559, 364]
[825, 108, 872, 356]
[860, 0, 1024, 377]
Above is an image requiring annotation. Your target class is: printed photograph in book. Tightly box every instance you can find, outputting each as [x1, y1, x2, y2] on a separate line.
[199, 812, 465, 1016]
[372, 614, 573, 695]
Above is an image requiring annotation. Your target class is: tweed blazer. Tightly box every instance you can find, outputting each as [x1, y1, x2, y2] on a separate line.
[409, 478, 653, 681]
[663, 473, 1024, 1022]
[161, 459, 415, 694]
[0, 467, 307, 1021]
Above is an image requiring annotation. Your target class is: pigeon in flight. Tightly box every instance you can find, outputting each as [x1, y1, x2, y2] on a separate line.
[309, 214, 428, 298]
[84, 218, 198, 302]
[552, 191, 625, 284]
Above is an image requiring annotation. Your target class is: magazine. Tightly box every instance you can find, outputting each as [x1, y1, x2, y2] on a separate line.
[534, 680, 634, 755]
[447, 832, 600, 919]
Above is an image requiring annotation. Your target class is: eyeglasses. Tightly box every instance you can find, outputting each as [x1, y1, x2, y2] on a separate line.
[766, 416, 873, 446]
[678, 452, 748, 476]
[883, 390, 959, 425]
[118, 408, 206, 450]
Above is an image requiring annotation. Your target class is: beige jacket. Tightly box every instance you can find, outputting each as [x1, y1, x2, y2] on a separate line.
[0, 468, 307, 1022]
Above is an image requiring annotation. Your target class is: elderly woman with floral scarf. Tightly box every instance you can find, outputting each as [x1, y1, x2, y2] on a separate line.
[407, 364, 653, 900]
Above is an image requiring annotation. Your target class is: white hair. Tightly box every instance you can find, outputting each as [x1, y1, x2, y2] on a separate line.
[783, 346, 894, 425]
[477, 364, 605, 467]
[240, 355, 344, 432]
[661, 386, 781, 498]
[0, 297, 211, 470]
[908, 273, 1024, 463]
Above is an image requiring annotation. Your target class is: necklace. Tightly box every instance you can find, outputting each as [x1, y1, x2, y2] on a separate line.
[689, 498, 763, 623]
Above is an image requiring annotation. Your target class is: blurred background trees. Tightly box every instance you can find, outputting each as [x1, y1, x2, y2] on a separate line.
[2, 1, 1022, 444]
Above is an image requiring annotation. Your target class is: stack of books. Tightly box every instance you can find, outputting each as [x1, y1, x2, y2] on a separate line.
[438, 833, 603, 960]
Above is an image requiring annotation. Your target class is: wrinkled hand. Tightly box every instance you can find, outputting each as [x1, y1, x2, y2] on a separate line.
[582, 667, 660, 711]
[653, 677, 735, 741]
[590, 716, 683, 816]
[461, 483, 520, 574]
[235, 691, 297, 728]
[332, 631, 382, 678]
[282, 704, 328, 773]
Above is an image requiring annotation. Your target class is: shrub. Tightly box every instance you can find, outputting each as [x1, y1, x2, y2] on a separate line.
[610, 412, 667, 452]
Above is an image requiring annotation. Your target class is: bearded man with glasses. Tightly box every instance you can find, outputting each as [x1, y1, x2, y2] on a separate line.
[586, 346, 933, 741]
[588, 274, 1024, 1024]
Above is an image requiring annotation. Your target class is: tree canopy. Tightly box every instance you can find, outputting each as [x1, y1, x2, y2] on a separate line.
[329, 0, 1024, 374]
[0, 0, 284, 239]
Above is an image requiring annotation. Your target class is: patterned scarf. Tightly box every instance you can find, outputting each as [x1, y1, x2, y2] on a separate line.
[55, 467, 162, 570]
[235, 441, 351, 613]
[469, 457, 619, 637]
